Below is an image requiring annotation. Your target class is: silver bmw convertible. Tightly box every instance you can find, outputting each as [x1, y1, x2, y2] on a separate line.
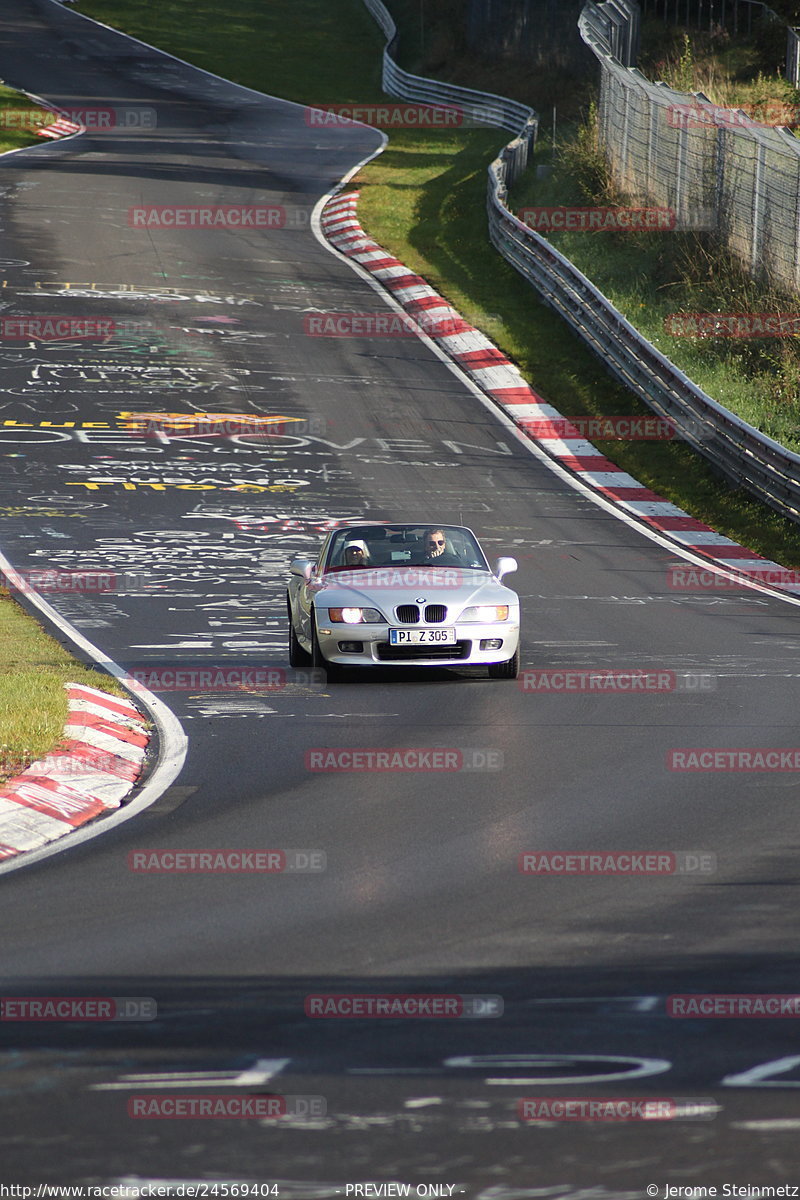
[287, 522, 520, 679]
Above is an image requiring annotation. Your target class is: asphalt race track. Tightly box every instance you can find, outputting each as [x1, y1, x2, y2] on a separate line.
[1, 0, 800, 1191]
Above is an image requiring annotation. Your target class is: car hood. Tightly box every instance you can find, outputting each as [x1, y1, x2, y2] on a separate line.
[312, 568, 518, 614]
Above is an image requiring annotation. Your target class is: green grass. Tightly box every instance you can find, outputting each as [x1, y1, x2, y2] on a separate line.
[0, 85, 56, 154]
[0, 589, 128, 784]
[510, 121, 800, 454]
[74, 0, 385, 104]
[638, 16, 799, 117]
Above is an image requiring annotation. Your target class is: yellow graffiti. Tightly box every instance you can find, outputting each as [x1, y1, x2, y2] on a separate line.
[0, 506, 83, 518]
[1, 414, 303, 431]
[117, 411, 301, 431]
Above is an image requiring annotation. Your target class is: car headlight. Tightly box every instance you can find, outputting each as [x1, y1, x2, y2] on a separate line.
[460, 605, 510, 622]
[326, 607, 385, 624]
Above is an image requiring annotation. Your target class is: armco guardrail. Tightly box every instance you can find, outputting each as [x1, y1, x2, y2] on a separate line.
[360, 0, 800, 525]
[362, 0, 537, 144]
[485, 187, 800, 522]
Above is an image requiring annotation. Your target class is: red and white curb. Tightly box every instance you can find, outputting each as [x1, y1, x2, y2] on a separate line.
[0, 682, 151, 862]
[320, 190, 798, 596]
[0, 92, 85, 163]
[36, 117, 82, 139]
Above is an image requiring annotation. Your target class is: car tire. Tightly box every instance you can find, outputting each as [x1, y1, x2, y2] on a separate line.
[288, 598, 311, 667]
[488, 646, 519, 679]
[310, 610, 325, 667]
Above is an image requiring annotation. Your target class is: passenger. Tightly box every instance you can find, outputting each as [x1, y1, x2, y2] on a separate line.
[341, 538, 370, 568]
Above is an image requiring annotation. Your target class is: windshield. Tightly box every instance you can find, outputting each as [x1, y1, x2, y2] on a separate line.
[323, 524, 490, 572]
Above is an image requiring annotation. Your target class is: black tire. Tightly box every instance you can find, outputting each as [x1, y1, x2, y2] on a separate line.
[310, 610, 326, 669]
[288, 598, 311, 667]
[488, 645, 519, 679]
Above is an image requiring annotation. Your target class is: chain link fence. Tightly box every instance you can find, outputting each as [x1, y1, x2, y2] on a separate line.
[581, 0, 800, 288]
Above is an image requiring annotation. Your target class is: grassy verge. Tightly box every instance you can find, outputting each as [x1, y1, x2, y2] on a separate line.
[0, 588, 128, 785]
[0, 84, 60, 154]
[510, 113, 800, 452]
[638, 15, 799, 120]
[71, 0, 385, 103]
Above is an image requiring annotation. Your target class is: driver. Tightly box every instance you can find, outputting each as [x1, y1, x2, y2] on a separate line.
[420, 527, 461, 566]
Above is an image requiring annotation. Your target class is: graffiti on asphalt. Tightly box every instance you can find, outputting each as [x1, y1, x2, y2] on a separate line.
[3, 282, 263, 306]
[19, 508, 366, 650]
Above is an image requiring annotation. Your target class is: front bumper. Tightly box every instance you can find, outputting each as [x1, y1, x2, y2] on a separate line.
[315, 622, 521, 667]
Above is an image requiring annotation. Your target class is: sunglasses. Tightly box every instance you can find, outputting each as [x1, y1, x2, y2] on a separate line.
[428, 538, 445, 546]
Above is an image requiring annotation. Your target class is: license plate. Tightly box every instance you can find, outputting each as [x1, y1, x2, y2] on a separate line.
[389, 628, 456, 645]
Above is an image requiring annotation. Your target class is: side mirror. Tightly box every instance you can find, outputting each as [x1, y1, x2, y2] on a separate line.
[494, 556, 518, 580]
[290, 557, 315, 581]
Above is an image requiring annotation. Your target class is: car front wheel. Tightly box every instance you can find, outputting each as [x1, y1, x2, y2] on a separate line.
[288, 598, 311, 667]
[310, 610, 326, 669]
[488, 646, 519, 679]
